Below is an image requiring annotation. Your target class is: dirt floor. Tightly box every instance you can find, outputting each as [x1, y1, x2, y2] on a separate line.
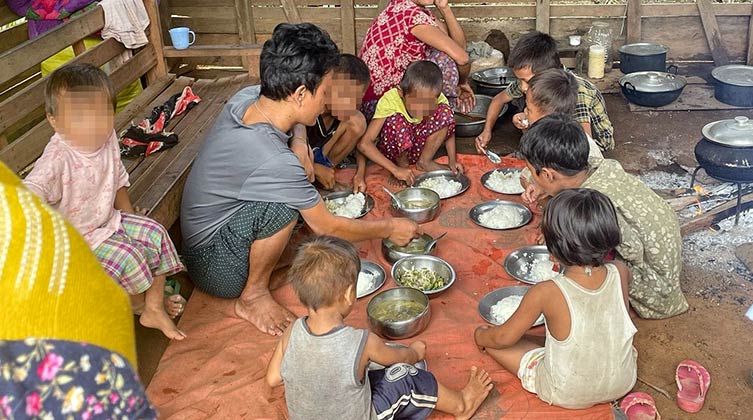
[136, 65, 753, 419]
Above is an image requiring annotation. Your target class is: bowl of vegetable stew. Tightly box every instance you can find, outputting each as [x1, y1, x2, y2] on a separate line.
[391, 255, 456, 296]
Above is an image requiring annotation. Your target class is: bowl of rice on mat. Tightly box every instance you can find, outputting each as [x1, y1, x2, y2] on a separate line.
[323, 191, 375, 218]
[469, 200, 532, 230]
[414, 170, 470, 199]
[481, 168, 525, 195]
[358, 260, 387, 298]
[478, 286, 545, 326]
[391, 255, 456, 296]
[504, 245, 563, 285]
[367, 287, 431, 339]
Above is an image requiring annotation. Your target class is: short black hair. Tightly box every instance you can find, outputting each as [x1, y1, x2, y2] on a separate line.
[45, 63, 116, 115]
[528, 69, 578, 115]
[519, 113, 589, 176]
[288, 235, 361, 311]
[335, 53, 370, 87]
[507, 31, 561, 73]
[542, 188, 621, 267]
[260, 23, 340, 100]
[399, 60, 442, 94]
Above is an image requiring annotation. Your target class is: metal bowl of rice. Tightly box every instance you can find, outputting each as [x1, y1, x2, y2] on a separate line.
[481, 168, 524, 195]
[358, 260, 387, 298]
[469, 200, 532, 230]
[478, 286, 544, 326]
[323, 191, 375, 219]
[414, 170, 470, 199]
[504, 245, 563, 285]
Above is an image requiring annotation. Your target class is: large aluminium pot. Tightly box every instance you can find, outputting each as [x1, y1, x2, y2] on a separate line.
[695, 116, 753, 182]
[711, 65, 753, 107]
[618, 43, 668, 74]
[619, 70, 686, 107]
[470, 67, 516, 96]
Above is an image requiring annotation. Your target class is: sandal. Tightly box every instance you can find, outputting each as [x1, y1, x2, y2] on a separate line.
[164, 278, 187, 319]
[620, 392, 661, 420]
[676, 360, 710, 413]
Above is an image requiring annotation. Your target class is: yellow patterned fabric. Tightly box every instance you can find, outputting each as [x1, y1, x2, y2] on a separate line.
[0, 161, 137, 366]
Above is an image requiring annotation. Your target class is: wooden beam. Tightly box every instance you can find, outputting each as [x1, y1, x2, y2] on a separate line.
[163, 45, 262, 58]
[627, 0, 642, 44]
[72, 40, 87, 56]
[535, 0, 550, 34]
[696, 0, 730, 66]
[748, 3, 753, 65]
[144, 0, 168, 85]
[235, 0, 256, 71]
[340, 0, 356, 54]
[378, 0, 390, 13]
[280, 0, 302, 23]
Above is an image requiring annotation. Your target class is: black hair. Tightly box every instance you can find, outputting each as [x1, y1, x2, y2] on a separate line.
[287, 235, 361, 311]
[519, 113, 589, 176]
[528, 69, 578, 115]
[335, 53, 370, 87]
[399, 60, 442, 94]
[507, 31, 561, 73]
[542, 188, 621, 267]
[260, 23, 340, 101]
[45, 63, 116, 115]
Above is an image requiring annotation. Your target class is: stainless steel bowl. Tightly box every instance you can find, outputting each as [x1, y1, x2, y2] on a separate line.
[478, 286, 545, 326]
[390, 187, 440, 224]
[367, 287, 431, 339]
[391, 255, 456, 296]
[480, 168, 524, 195]
[322, 191, 375, 219]
[454, 94, 509, 138]
[503, 245, 563, 285]
[469, 200, 532, 230]
[382, 233, 437, 264]
[414, 170, 471, 199]
[358, 260, 387, 298]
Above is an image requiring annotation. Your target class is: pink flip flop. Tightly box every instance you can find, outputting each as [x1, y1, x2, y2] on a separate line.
[676, 359, 711, 413]
[620, 392, 661, 420]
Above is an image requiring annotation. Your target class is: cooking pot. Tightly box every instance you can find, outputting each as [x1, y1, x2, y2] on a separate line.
[619, 69, 686, 107]
[695, 116, 753, 182]
[711, 65, 753, 107]
[471, 67, 516, 97]
[618, 43, 669, 74]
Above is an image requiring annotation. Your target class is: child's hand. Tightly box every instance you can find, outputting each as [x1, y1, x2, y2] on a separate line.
[433, 0, 449, 11]
[457, 82, 476, 113]
[393, 167, 415, 186]
[352, 173, 367, 194]
[451, 161, 464, 174]
[134, 206, 148, 216]
[512, 112, 530, 130]
[474, 325, 491, 352]
[475, 131, 491, 154]
[314, 164, 336, 190]
[521, 184, 544, 206]
[409, 340, 427, 362]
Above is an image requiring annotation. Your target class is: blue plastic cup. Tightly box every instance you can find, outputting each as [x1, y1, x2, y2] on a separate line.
[168, 27, 196, 50]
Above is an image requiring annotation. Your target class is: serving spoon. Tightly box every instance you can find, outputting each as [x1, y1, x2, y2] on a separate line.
[382, 186, 404, 210]
[423, 232, 448, 253]
[483, 148, 502, 164]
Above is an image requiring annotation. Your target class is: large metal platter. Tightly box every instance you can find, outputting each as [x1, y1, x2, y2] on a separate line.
[367, 343, 428, 371]
[323, 191, 375, 219]
[469, 200, 532, 230]
[358, 260, 386, 299]
[503, 245, 564, 285]
[480, 168, 525, 195]
[414, 170, 470, 199]
[478, 286, 545, 326]
[471, 67, 517, 87]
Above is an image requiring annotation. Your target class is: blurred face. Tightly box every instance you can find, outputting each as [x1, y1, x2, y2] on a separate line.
[525, 161, 564, 197]
[299, 71, 333, 126]
[400, 86, 440, 121]
[513, 66, 535, 93]
[47, 90, 114, 152]
[327, 74, 367, 121]
[524, 91, 547, 124]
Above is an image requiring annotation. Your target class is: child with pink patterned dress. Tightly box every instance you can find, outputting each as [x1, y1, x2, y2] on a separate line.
[22, 63, 186, 340]
[357, 60, 461, 185]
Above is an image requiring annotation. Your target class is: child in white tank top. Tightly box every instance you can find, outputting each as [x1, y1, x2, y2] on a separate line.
[474, 188, 637, 409]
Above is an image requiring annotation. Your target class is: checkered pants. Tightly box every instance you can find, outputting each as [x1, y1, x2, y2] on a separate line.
[93, 212, 184, 294]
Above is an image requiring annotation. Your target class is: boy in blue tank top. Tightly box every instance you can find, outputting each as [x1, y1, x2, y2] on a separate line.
[266, 236, 493, 420]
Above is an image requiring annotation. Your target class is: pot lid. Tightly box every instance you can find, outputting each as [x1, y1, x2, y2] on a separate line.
[471, 67, 516, 86]
[618, 42, 669, 56]
[702, 116, 753, 147]
[712, 65, 753, 87]
[619, 71, 687, 92]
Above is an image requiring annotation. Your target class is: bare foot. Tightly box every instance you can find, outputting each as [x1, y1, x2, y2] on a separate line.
[416, 160, 449, 173]
[234, 293, 294, 336]
[165, 294, 186, 319]
[140, 308, 186, 340]
[456, 366, 494, 420]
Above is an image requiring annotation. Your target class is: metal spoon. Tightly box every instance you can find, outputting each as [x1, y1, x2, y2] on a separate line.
[423, 232, 447, 252]
[382, 186, 404, 210]
[484, 148, 502, 164]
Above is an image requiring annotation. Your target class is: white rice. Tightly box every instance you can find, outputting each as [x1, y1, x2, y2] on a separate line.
[418, 176, 461, 198]
[357, 271, 376, 296]
[478, 205, 523, 229]
[527, 260, 559, 283]
[485, 170, 524, 194]
[490, 295, 544, 325]
[325, 192, 366, 218]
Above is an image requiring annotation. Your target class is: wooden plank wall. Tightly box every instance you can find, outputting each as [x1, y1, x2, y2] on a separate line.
[166, 0, 752, 65]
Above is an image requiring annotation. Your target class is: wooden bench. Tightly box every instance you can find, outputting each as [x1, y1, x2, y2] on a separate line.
[0, 0, 253, 230]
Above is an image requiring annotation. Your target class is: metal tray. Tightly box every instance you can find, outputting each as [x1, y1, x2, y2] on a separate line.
[323, 191, 375, 219]
[469, 200, 532, 230]
[471, 67, 517, 87]
[414, 170, 470, 199]
[504, 245, 563, 285]
[358, 260, 386, 299]
[480, 168, 524, 195]
[478, 286, 545, 326]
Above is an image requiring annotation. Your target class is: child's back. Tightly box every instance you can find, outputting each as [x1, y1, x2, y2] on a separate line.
[536, 264, 637, 408]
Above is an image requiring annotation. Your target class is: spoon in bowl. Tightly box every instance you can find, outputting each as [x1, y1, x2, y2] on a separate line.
[382, 186, 404, 210]
[423, 232, 447, 253]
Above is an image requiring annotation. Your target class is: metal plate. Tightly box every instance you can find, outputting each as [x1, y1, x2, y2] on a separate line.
[358, 260, 386, 299]
[414, 170, 470, 199]
[322, 191, 375, 219]
[503, 245, 564, 285]
[367, 343, 428, 371]
[471, 67, 516, 87]
[469, 200, 532, 230]
[478, 286, 544, 326]
[712, 64, 753, 87]
[481, 169, 524, 195]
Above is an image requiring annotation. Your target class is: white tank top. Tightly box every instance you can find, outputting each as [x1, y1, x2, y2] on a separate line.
[535, 264, 638, 409]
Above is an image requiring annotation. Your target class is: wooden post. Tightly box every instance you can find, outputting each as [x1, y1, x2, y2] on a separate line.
[626, 0, 642, 44]
[536, 0, 550, 34]
[235, 0, 256, 73]
[747, 3, 753, 65]
[696, 0, 730, 66]
[144, 0, 168, 84]
[72, 40, 86, 56]
[340, 0, 356, 54]
[280, 0, 302, 24]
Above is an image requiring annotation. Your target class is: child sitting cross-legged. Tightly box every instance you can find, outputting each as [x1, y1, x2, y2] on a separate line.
[23, 63, 186, 340]
[474, 188, 638, 409]
[266, 235, 493, 420]
[357, 60, 462, 186]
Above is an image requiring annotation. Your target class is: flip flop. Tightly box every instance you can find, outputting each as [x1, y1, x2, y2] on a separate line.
[620, 392, 661, 420]
[164, 278, 186, 319]
[676, 360, 711, 413]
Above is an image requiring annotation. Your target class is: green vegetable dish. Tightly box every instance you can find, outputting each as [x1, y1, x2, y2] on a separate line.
[397, 267, 446, 291]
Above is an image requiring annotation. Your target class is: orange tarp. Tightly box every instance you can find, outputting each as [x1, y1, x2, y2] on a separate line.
[146, 154, 613, 419]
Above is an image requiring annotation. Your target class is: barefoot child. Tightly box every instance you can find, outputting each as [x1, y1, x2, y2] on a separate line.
[357, 60, 461, 185]
[267, 235, 493, 419]
[23, 63, 186, 340]
[475, 188, 637, 409]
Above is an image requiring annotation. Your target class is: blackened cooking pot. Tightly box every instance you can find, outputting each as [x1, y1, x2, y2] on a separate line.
[695, 116, 753, 182]
[711, 65, 753, 107]
[619, 69, 686, 107]
[618, 43, 668, 74]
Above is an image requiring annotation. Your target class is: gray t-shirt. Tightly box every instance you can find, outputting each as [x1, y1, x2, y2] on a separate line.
[180, 86, 320, 249]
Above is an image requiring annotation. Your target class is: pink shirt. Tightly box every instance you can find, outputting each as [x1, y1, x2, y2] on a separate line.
[23, 131, 130, 249]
